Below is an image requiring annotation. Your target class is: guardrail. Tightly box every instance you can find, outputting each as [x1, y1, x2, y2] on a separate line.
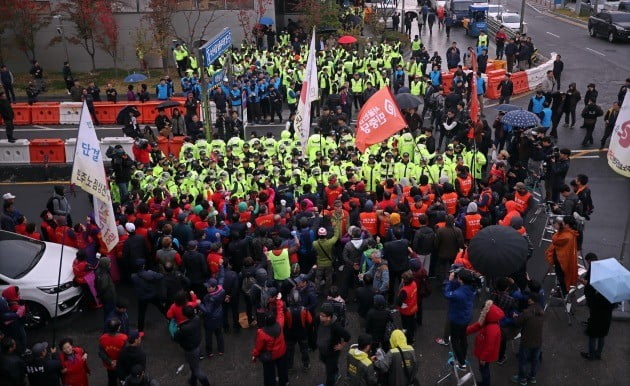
[486, 16, 517, 40]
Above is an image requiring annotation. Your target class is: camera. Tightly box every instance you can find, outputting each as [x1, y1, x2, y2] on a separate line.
[450, 266, 484, 289]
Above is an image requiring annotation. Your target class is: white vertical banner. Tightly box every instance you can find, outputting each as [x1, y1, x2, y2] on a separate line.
[607, 90, 630, 178]
[294, 28, 319, 155]
[71, 102, 119, 251]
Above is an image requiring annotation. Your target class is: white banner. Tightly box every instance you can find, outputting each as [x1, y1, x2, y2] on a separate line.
[607, 90, 630, 178]
[294, 28, 319, 155]
[71, 102, 119, 251]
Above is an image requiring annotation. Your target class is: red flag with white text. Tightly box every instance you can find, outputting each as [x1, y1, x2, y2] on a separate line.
[355, 87, 408, 153]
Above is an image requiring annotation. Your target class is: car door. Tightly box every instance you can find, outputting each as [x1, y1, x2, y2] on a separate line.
[599, 13, 612, 34]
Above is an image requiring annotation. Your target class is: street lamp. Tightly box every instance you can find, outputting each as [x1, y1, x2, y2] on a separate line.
[53, 15, 70, 64]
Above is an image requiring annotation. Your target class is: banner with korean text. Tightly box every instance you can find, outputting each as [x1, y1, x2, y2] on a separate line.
[294, 28, 319, 155]
[71, 102, 119, 251]
[607, 90, 630, 178]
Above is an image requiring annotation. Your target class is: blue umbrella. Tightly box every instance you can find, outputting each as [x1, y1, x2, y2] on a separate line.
[123, 73, 148, 83]
[589, 258, 630, 303]
[259, 16, 273, 25]
[495, 104, 522, 112]
[501, 109, 540, 128]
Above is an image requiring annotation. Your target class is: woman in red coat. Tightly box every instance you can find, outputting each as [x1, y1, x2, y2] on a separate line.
[59, 337, 90, 386]
[251, 296, 288, 386]
[467, 300, 504, 386]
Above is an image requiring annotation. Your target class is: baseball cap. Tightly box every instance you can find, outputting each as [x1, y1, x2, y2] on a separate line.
[318, 227, 327, 236]
[2, 193, 16, 200]
[125, 223, 136, 233]
[31, 342, 48, 355]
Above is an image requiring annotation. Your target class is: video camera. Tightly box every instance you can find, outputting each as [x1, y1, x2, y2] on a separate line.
[450, 265, 484, 289]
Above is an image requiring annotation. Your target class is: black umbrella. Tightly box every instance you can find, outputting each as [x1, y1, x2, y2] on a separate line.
[395, 93, 422, 109]
[157, 100, 181, 109]
[116, 105, 140, 125]
[468, 225, 529, 277]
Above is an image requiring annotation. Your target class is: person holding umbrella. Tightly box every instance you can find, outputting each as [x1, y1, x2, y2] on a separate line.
[580, 253, 618, 361]
[544, 216, 579, 297]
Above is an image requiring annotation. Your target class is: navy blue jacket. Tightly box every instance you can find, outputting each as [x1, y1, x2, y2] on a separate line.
[444, 280, 475, 325]
[200, 287, 226, 330]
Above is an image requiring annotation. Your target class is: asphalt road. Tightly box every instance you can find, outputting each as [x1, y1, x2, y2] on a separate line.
[2, 8, 630, 386]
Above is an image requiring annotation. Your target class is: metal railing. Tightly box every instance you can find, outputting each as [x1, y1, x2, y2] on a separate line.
[486, 16, 517, 40]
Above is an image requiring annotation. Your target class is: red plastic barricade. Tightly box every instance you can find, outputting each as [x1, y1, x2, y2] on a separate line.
[156, 136, 169, 156]
[93, 102, 118, 124]
[170, 136, 185, 158]
[486, 69, 506, 79]
[140, 101, 161, 124]
[29, 138, 65, 163]
[511, 71, 530, 95]
[12, 103, 32, 125]
[442, 73, 454, 95]
[31, 103, 60, 125]
[485, 76, 502, 100]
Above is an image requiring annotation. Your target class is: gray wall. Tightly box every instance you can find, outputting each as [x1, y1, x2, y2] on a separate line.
[1, 5, 275, 73]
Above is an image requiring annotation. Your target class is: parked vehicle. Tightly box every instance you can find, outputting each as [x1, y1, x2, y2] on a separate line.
[464, 4, 489, 37]
[588, 10, 630, 42]
[0, 231, 82, 328]
[495, 12, 527, 33]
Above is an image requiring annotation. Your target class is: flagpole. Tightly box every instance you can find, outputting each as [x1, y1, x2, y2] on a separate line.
[51, 228, 66, 346]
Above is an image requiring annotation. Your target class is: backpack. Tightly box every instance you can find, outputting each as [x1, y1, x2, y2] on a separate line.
[324, 299, 347, 327]
[254, 283, 271, 310]
[298, 228, 314, 255]
[241, 276, 257, 297]
[384, 308, 403, 341]
[46, 196, 59, 214]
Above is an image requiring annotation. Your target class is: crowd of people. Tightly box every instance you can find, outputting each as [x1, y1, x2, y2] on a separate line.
[0, 1, 625, 386]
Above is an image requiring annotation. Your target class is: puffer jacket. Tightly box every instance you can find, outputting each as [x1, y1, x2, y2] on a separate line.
[200, 286, 226, 330]
[252, 300, 286, 360]
[466, 300, 505, 362]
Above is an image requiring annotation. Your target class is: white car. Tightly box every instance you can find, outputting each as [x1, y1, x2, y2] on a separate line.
[487, 4, 507, 19]
[495, 12, 527, 33]
[0, 231, 82, 328]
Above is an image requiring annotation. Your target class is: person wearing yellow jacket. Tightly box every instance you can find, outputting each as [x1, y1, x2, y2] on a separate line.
[464, 147, 487, 180]
[428, 155, 454, 184]
[395, 153, 418, 181]
[362, 155, 381, 192]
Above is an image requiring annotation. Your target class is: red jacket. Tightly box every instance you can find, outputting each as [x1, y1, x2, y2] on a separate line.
[466, 303, 504, 362]
[98, 333, 128, 370]
[132, 144, 152, 164]
[60, 346, 90, 386]
[252, 299, 286, 360]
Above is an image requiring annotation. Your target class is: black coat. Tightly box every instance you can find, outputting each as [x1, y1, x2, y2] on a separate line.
[117, 345, 147, 379]
[383, 239, 409, 272]
[175, 316, 204, 351]
[585, 283, 616, 338]
[123, 234, 149, 266]
[182, 250, 209, 285]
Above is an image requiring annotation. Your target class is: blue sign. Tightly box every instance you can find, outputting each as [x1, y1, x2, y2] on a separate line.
[201, 28, 232, 66]
[208, 70, 225, 89]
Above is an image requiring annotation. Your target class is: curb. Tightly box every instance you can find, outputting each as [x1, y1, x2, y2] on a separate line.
[547, 10, 588, 27]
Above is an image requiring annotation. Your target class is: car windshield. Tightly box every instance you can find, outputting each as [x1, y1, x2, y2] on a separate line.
[0, 232, 45, 279]
[611, 13, 630, 22]
[503, 15, 520, 23]
[453, 1, 473, 11]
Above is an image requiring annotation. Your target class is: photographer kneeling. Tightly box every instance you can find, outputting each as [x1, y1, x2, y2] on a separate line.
[551, 184, 579, 216]
[445, 268, 477, 369]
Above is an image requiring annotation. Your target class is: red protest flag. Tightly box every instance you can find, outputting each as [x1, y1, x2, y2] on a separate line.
[468, 48, 480, 124]
[355, 87, 408, 153]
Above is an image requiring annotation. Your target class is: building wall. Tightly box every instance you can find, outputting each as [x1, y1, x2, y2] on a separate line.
[1, 1, 276, 73]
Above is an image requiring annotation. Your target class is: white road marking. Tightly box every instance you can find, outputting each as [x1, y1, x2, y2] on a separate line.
[572, 155, 600, 159]
[585, 47, 606, 57]
[546, 31, 560, 38]
[33, 125, 53, 130]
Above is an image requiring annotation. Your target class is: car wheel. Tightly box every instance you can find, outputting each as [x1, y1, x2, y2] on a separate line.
[588, 26, 596, 37]
[608, 31, 616, 43]
[24, 302, 49, 329]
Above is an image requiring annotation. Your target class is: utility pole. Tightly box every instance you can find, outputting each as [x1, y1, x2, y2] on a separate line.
[519, 0, 526, 34]
[53, 15, 69, 64]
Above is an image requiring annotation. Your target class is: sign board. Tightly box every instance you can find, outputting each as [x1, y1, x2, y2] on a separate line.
[201, 28, 232, 67]
[209, 69, 225, 90]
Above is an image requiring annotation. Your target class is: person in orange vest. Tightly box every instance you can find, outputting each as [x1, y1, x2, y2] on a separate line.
[324, 200, 349, 235]
[254, 204, 275, 229]
[441, 183, 459, 215]
[499, 200, 520, 226]
[396, 271, 418, 345]
[513, 182, 535, 219]
[359, 200, 378, 237]
[324, 176, 343, 210]
[476, 179, 494, 219]
[409, 196, 429, 230]
[462, 203, 482, 242]
[455, 165, 474, 199]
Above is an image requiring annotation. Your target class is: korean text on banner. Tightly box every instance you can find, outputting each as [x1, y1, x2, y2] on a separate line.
[355, 87, 408, 153]
[294, 29, 319, 154]
[607, 90, 630, 178]
[202, 28, 232, 67]
[71, 102, 119, 251]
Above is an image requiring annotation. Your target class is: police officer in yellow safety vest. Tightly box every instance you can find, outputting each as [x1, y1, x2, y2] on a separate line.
[477, 31, 488, 55]
[350, 73, 364, 112]
[173, 43, 189, 78]
[286, 82, 298, 115]
[410, 75, 425, 97]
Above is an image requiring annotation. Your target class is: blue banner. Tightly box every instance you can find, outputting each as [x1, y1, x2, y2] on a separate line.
[209, 70, 225, 89]
[201, 28, 232, 67]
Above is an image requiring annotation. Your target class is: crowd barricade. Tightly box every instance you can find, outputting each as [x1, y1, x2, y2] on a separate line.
[170, 136, 185, 158]
[65, 138, 77, 163]
[486, 69, 506, 79]
[31, 103, 60, 125]
[0, 139, 31, 164]
[29, 138, 65, 163]
[100, 137, 135, 161]
[493, 60, 507, 70]
[525, 52, 556, 92]
[140, 101, 162, 124]
[442, 72, 454, 95]
[59, 102, 83, 125]
[156, 136, 170, 156]
[93, 102, 118, 125]
[486, 75, 502, 100]
[11, 103, 32, 125]
[511, 71, 530, 95]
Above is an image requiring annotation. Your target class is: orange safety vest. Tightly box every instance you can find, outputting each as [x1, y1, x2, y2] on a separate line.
[442, 192, 459, 215]
[477, 188, 493, 213]
[359, 212, 378, 235]
[378, 213, 390, 238]
[255, 213, 275, 229]
[410, 203, 428, 228]
[513, 191, 532, 214]
[402, 186, 411, 198]
[324, 209, 349, 234]
[464, 213, 482, 240]
[419, 184, 431, 196]
[457, 175, 473, 197]
[399, 282, 418, 316]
